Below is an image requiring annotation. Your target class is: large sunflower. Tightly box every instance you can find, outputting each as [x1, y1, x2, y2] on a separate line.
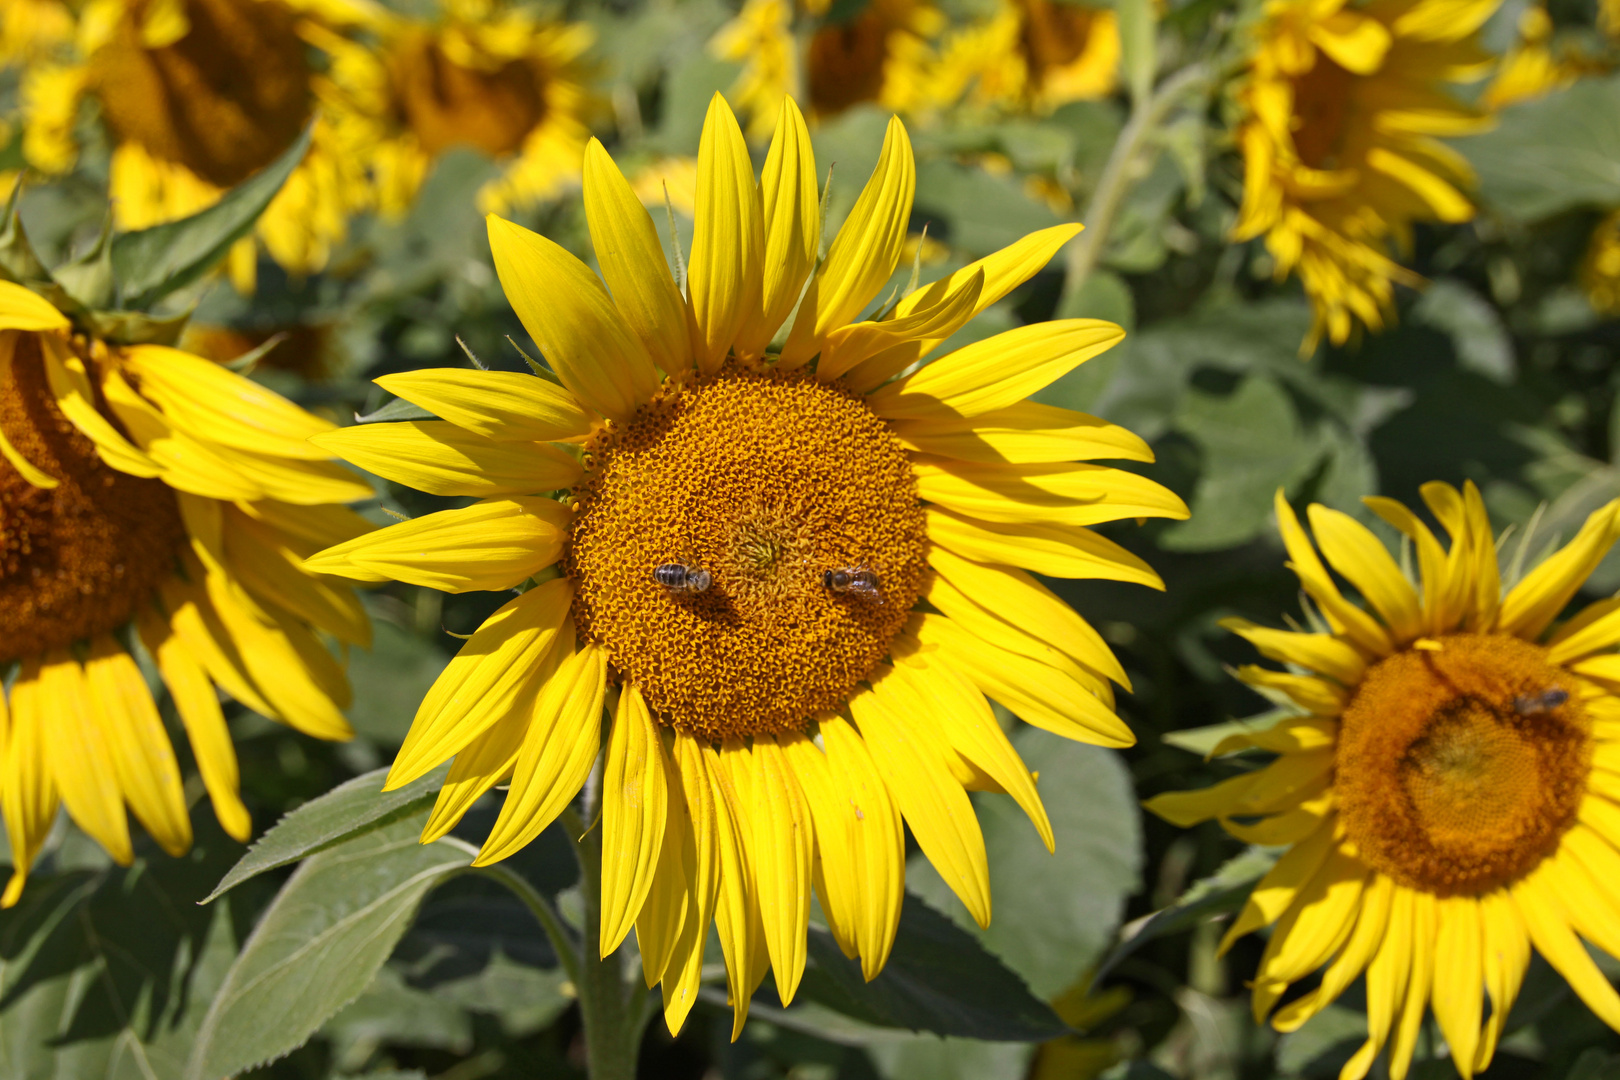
[0, 281, 373, 904]
[319, 0, 596, 218]
[8, 0, 375, 292]
[308, 94, 1186, 1035]
[1231, 0, 1499, 351]
[930, 0, 1119, 114]
[711, 0, 943, 138]
[1149, 485, 1620, 1080]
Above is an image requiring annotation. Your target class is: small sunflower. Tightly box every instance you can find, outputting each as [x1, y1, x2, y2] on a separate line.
[930, 0, 1119, 114]
[1149, 485, 1620, 1080]
[0, 281, 373, 904]
[1231, 0, 1500, 351]
[1581, 208, 1620, 317]
[711, 0, 943, 138]
[324, 0, 596, 218]
[308, 94, 1186, 1036]
[7, 0, 375, 292]
[1480, 3, 1585, 108]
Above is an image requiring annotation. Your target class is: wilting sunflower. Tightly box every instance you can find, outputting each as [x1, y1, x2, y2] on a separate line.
[7, 0, 374, 292]
[0, 282, 373, 904]
[1149, 485, 1620, 1080]
[308, 93, 1185, 1035]
[711, 0, 943, 137]
[930, 0, 1119, 114]
[1581, 209, 1620, 317]
[322, 0, 596, 218]
[1231, 0, 1499, 351]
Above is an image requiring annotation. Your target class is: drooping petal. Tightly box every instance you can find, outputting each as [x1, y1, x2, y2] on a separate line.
[1219, 823, 1338, 952]
[1429, 895, 1484, 1079]
[708, 741, 769, 1039]
[1250, 848, 1366, 1018]
[41, 335, 159, 477]
[488, 215, 662, 422]
[1272, 874, 1393, 1033]
[1, 664, 61, 907]
[37, 651, 132, 864]
[1343, 885, 1416, 1080]
[83, 639, 192, 857]
[745, 737, 814, 1004]
[224, 507, 371, 647]
[600, 684, 670, 957]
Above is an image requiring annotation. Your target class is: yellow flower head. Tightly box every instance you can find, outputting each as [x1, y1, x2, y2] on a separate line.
[331, 0, 597, 217]
[1149, 485, 1620, 1080]
[1581, 208, 1620, 317]
[0, 282, 374, 904]
[931, 0, 1119, 114]
[8, 0, 377, 290]
[309, 94, 1187, 1038]
[712, 0, 944, 137]
[1232, 0, 1500, 351]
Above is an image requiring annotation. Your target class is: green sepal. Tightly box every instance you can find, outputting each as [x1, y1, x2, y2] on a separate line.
[54, 208, 117, 310]
[85, 305, 197, 346]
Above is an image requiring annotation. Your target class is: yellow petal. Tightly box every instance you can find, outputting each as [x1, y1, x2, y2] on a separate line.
[893, 400, 1153, 465]
[1210, 715, 1339, 757]
[1430, 895, 1483, 1078]
[475, 645, 607, 866]
[1251, 847, 1365, 1018]
[83, 639, 192, 857]
[224, 507, 371, 647]
[1219, 822, 1338, 952]
[914, 455, 1189, 528]
[207, 444, 372, 506]
[1343, 884, 1415, 1079]
[865, 320, 1123, 422]
[849, 683, 990, 928]
[41, 335, 160, 477]
[1386, 891, 1437, 1080]
[137, 609, 251, 842]
[159, 571, 280, 724]
[736, 97, 818, 357]
[1221, 617, 1367, 686]
[374, 369, 594, 442]
[655, 731, 722, 1036]
[746, 737, 815, 1005]
[1231, 667, 1347, 717]
[704, 740, 766, 1040]
[1474, 888, 1529, 1073]
[1, 663, 61, 907]
[1273, 493, 1391, 656]
[1143, 773, 1261, 828]
[1365, 495, 1455, 634]
[1499, 500, 1620, 640]
[636, 734, 694, 988]
[101, 365, 264, 500]
[583, 138, 693, 376]
[927, 544, 1129, 688]
[387, 579, 574, 788]
[312, 420, 580, 498]
[817, 269, 983, 382]
[1366, 147, 1473, 223]
[687, 93, 764, 376]
[305, 497, 569, 593]
[1272, 874, 1392, 1033]
[926, 507, 1164, 586]
[0, 334, 57, 487]
[487, 214, 662, 422]
[1307, 505, 1423, 643]
[123, 344, 337, 460]
[780, 115, 915, 367]
[0, 281, 70, 330]
[600, 684, 670, 957]
[38, 651, 133, 864]
[1512, 868, 1620, 1029]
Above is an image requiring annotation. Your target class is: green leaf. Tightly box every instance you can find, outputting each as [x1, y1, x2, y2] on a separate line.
[912, 159, 1063, 256]
[1457, 75, 1620, 222]
[111, 125, 312, 310]
[184, 812, 472, 1080]
[53, 210, 115, 309]
[905, 730, 1142, 998]
[1092, 846, 1278, 983]
[866, 1037, 1032, 1080]
[347, 621, 450, 745]
[0, 812, 246, 1076]
[1412, 279, 1515, 384]
[799, 893, 1068, 1041]
[323, 965, 474, 1068]
[204, 763, 449, 903]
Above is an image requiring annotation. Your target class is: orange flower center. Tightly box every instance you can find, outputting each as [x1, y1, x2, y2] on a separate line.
[390, 33, 546, 158]
[91, 0, 313, 188]
[1336, 633, 1591, 895]
[808, 8, 896, 116]
[1288, 53, 1358, 171]
[0, 334, 185, 662]
[564, 368, 928, 741]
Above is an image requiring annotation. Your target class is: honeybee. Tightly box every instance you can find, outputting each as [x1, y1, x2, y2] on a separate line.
[653, 563, 712, 593]
[823, 566, 882, 602]
[1514, 687, 1569, 715]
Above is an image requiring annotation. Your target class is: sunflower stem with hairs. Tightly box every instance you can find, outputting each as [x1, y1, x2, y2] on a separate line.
[309, 91, 1186, 1049]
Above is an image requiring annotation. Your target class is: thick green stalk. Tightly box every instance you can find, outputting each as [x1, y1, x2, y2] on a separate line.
[573, 816, 641, 1080]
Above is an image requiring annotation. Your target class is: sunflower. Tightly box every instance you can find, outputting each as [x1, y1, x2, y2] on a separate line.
[1231, 0, 1500, 351]
[930, 0, 1119, 114]
[307, 94, 1186, 1036]
[321, 0, 596, 218]
[711, 0, 943, 138]
[1581, 209, 1620, 317]
[1148, 485, 1620, 1080]
[0, 281, 373, 905]
[7, 0, 375, 292]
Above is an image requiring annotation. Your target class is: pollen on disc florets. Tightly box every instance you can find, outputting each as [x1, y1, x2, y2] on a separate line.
[1335, 633, 1592, 896]
[0, 334, 186, 662]
[564, 366, 929, 741]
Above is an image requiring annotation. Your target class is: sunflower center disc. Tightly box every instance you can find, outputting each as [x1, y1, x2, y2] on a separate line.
[1336, 632, 1591, 895]
[92, 0, 312, 187]
[391, 33, 546, 158]
[565, 368, 928, 740]
[0, 335, 186, 662]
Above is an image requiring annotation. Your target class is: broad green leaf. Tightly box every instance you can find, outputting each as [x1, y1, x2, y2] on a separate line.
[906, 730, 1141, 998]
[913, 159, 1062, 257]
[0, 812, 245, 1077]
[185, 812, 471, 1080]
[1457, 75, 1620, 222]
[867, 1036, 1031, 1080]
[1413, 279, 1515, 384]
[204, 763, 449, 903]
[800, 892, 1067, 1041]
[347, 621, 450, 745]
[111, 125, 312, 310]
[323, 965, 473, 1066]
[1092, 846, 1279, 982]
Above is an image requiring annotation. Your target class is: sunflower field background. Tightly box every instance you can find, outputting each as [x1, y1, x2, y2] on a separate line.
[4, 0, 1620, 1076]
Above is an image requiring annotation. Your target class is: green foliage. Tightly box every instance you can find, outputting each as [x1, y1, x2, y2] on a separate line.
[1461, 76, 1620, 222]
